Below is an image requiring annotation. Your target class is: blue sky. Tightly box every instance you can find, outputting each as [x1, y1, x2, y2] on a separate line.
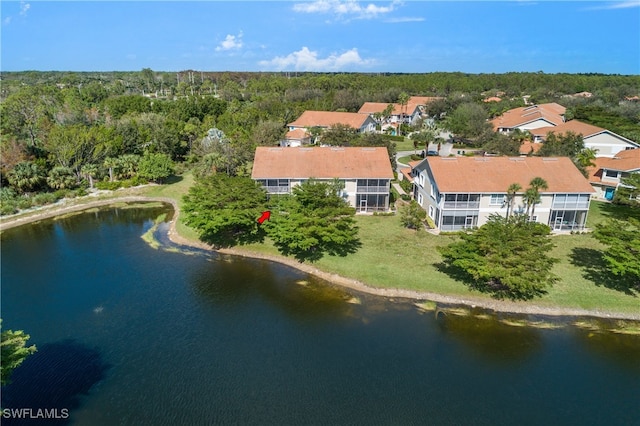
[1, 1, 639, 74]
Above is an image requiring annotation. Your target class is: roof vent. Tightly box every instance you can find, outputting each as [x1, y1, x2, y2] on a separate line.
[331, 147, 345, 151]
[441, 157, 457, 161]
[361, 147, 376, 151]
[268, 148, 283, 151]
[542, 157, 558, 161]
[299, 148, 313, 152]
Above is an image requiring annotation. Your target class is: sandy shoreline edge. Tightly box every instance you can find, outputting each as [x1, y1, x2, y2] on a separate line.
[2, 196, 639, 321]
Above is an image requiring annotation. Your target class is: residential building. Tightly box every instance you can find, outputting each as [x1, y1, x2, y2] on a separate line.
[252, 146, 394, 212]
[529, 120, 639, 158]
[358, 96, 442, 128]
[280, 128, 311, 147]
[287, 111, 377, 134]
[412, 156, 595, 232]
[587, 148, 640, 200]
[491, 103, 566, 133]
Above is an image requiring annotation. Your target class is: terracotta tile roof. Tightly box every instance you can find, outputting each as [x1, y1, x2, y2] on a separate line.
[252, 146, 394, 179]
[586, 149, 640, 183]
[399, 167, 413, 182]
[285, 128, 309, 139]
[483, 96, 502, 103]
[491, 103, 566, 130]
[519, 141, 543, 155]
[358, 97, 441, 116]
[424, 156, 594, 193]
[529, 120, 605, 138]
[288, 111, 371, 129]
[358, 102, 403, 115]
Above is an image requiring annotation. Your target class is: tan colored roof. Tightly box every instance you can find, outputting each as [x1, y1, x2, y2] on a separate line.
[358, 102, 403, 115]
[424, 156, 594, 193]
[483, 96, 502, 103]
[491, 103, 566, 130]
[519, 141, 543, 155]
[252, 146, 394, 179]
[285, 128, 309, 139]
[399, 167, 413, 182]
[288, 111, 371, 129]
[587, 149, 640, 183]
[358, 96, 441, 116]
[529, 120, 605, 138]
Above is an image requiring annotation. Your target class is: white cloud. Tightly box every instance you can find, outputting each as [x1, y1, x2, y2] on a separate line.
[20, 1, 31, 16]
[216, 32, 243, 51]
[385, 16, 424, 23]
[259, 47, 374, 71]
[293, 0, 401, 20]
[585, 1, 639, 10]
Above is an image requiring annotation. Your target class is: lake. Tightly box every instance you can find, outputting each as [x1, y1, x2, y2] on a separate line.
[1, 205, 639, 425]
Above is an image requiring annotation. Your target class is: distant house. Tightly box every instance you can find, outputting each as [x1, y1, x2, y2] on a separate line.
[358, 96, 442, 127]
[529, 120, 639, 158]
[252, 146, 394, 212]
[280, 128, 311, 147]
[491, 103, 566, 133]
[287, 111, 377, 134]
[411, 156, 594, 232]
[483, 96, 502, 103]
[587, 148, 640, 200]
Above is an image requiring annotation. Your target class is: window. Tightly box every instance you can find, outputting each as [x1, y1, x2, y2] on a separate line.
[418, 193, 424, 205]
[419, 174, 425, 188]
[430, 183, 435, 198]
[428, 205, 434, 219]
[490, 194, 505, 206]
[605, 170, 618, 178]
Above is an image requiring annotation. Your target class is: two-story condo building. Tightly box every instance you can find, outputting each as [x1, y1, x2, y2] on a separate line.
[412, 156, 595, 232]
[587, 148, 640, 200]
[252, 146, 394, 213]
[287, 111, 377, 134]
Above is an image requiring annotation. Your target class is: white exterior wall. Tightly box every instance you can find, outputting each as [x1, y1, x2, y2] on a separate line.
[518, 119, 558, 131]
[475, 193, 553, 226]
[584, 133, 639, 158]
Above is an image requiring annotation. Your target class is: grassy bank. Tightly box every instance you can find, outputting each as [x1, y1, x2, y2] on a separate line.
[3, 173, 638, 316]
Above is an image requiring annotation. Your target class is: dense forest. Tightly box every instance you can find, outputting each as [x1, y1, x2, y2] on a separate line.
[1, 70, 639, 215]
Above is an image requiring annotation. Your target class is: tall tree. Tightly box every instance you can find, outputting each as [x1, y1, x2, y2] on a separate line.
[1, 320, 37, 385]
[182, 174, 268, 247]
[505, 183, 522, 218]
[437, 214, 557, 300]
[593, 218, 640, 290]
[265, 179, 360, 262]
[137, 151, 174, 183]
[7, 161, 45, 194]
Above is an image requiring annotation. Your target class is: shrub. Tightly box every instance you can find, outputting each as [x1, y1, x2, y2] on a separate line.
[1, 201, 18, 216]
[32, 192, 57, 206]
[16, 197, 33, 210]
[95, 181, 123, 191]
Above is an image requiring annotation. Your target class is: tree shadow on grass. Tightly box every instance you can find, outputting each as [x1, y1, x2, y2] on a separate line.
[596, 201, 640, 222]
[1, 339, 112, 425]
[570, 247, 639, 296]
[434, 261, 548, 301]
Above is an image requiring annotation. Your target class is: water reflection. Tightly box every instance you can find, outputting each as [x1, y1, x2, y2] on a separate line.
[189, 255, 358, 322]
[435, 310, 544, 364]
[1, 340, 111, 426]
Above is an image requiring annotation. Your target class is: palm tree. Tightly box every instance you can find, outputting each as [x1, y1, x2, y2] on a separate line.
[46, 166, 77, 190]
[81, 164, 99, 189]
[7, 162, 45, 194]
[104, 157, 119, 182]
[526, 177, 549, 221]
[397, 92, 410, 136]
[505, 183, 522, 218]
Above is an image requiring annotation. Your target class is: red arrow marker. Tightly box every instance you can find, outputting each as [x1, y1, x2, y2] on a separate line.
[257, 211, 271, 224]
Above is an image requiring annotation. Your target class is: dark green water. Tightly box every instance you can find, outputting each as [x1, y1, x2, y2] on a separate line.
[1, 206, 639, 425]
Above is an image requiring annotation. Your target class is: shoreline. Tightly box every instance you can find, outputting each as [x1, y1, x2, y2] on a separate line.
[2, 196, 639, 321]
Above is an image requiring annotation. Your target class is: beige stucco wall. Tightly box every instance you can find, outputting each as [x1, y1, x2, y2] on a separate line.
[585, 133, 637, 158]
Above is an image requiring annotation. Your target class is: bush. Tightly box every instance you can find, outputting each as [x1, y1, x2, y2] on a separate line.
[1, 201, 18, 216]
[95, 181, 123, 191]
[16, 197, 33, 210]
[31, 192, 57, 206]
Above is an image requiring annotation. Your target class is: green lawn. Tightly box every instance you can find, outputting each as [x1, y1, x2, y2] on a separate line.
[11, 173, 636, 316]
[587, 199, 640, 228]
[239, 204, 640, 316]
